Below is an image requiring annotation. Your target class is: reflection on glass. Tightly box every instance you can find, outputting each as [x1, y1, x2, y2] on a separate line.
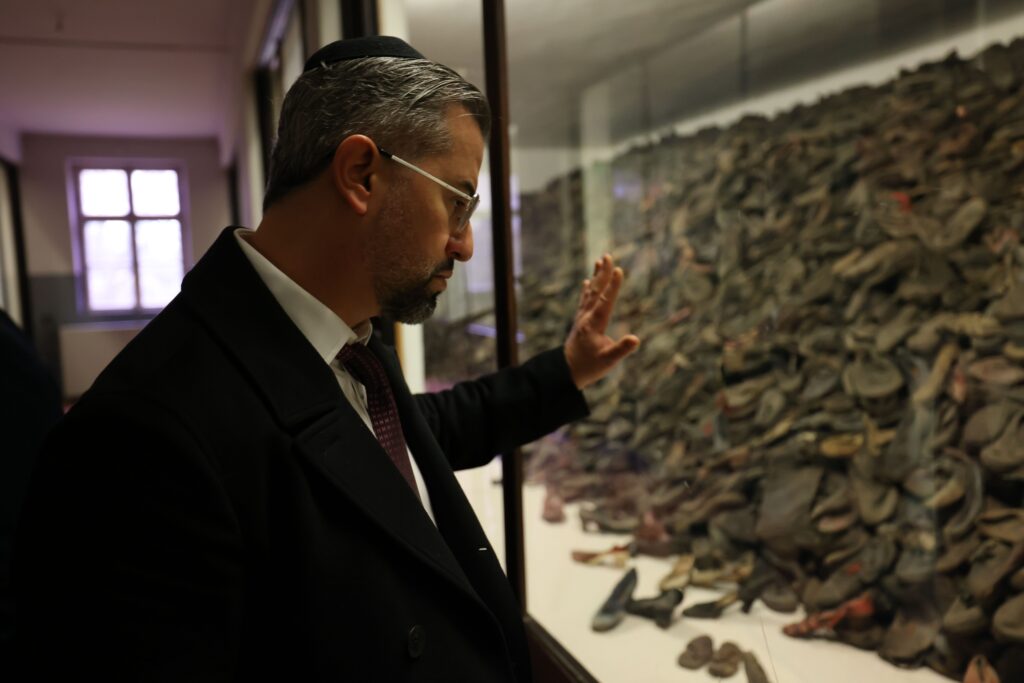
[79, 169, 130, 217]
[130, 170, 181, 217]
[135, 219, 184, 308]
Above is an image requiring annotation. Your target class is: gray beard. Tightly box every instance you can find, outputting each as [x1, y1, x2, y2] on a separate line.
[377, 276, 440, 324]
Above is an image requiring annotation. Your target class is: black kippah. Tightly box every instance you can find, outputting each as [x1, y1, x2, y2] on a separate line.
[303, 36, 426, 72]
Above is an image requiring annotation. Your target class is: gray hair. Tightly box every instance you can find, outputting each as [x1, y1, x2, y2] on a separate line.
[263, 57, 491, 210]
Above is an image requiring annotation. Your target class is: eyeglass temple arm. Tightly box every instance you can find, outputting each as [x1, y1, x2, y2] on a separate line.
[376, 146, 475, 201]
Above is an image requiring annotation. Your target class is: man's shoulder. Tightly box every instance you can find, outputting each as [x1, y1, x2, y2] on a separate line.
[83, 297, 248, 420]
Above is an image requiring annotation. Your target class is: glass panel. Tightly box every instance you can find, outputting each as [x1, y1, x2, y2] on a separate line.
[130, 170, 180, 217]
[79, 169, 130, 217]
[510, 1, 1024, 682]
[83, 219, 135, 309]
[135, 219, 183, 309]
[407, 2, 507, 571]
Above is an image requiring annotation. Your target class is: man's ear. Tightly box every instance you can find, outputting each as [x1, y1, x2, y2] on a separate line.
[330, 135, 379, 215]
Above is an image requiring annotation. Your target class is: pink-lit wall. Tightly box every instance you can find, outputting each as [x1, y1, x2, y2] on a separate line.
[19, 133, 230, 398]
[21, 134, 228, 274]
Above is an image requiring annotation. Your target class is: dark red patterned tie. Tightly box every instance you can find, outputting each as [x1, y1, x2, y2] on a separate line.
[337, 343, 421, 501]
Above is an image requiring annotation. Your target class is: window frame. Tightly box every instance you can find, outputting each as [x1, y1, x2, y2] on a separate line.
[66, 157, 192, 316]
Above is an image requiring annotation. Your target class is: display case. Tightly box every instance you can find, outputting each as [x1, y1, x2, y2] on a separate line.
[499, 1, 1024, 681]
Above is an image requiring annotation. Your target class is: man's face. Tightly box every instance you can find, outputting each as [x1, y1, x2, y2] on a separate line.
[368, 107, 485, 324]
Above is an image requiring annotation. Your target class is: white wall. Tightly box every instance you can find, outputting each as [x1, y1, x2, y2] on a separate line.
[379, 0, 411, 40]
[227, 0, 274, 229]
[314, 0, 342, 47]
[237, 76, 266, 229]
[58, 321, 143, 398]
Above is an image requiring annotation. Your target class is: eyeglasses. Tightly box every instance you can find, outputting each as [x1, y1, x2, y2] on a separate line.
[377, 146, 480, 234]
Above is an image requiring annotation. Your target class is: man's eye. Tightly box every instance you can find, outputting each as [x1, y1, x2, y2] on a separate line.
[453, 198, 468, 210]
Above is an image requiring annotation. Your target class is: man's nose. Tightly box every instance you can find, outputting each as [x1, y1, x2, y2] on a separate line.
[447, 222, 474, 262]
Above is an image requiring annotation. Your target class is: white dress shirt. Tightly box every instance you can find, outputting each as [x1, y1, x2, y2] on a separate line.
[234, 229, 437, 525]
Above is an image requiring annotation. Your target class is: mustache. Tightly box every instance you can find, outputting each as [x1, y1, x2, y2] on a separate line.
[430, 260, 455, 277]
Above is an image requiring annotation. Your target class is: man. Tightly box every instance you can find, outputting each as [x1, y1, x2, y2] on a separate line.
[14, 36, 639, 681]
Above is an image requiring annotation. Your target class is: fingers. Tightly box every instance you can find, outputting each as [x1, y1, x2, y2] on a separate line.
[590, 267, 624, 330]
[578, 259, 607, 315]
[598, 334, 641, 364]
[583, 254, 620, 313]
[579, 278, 592, 309]
[592, 254, 613, 293]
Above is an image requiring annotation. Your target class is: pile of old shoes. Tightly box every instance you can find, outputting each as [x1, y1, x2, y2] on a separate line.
[591, 568, 686, 631]
[678, 635, 771, 681]
[677, 634, 714, 669]
[507, 34, 1024, 683]
[783, 591, 879, 644]
[708, 641, 743, 678]
[740, 650, 771, 683]
[659, 554, 696, 591]
[682, 591, 739, 619]
[625, 588, 684, 629]
[542, 486, 566, 523]
[963, 655, 1000, 683]
[571, 543, 632, 568]
[591, 568, 638, 632]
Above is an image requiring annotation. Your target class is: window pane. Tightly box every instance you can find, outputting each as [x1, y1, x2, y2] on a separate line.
[135, 219, 183, 309]
[83, 220, 132, 268]
[87, 268, 136, 310]
[79, 169, 130, 217]
[83, 219, 135, 310]
[130, 170, 180, 217]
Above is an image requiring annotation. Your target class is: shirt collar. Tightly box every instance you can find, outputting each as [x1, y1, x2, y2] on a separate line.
[234, 228, 372, 364]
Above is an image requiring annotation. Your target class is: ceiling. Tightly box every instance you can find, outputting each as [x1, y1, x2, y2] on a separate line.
[407, 0, 1024, 148]
[0, 0, 258, 162]
[1, 0, 1022, 165]
[407, 0, 763, 147]
[0, 0, 767, 163]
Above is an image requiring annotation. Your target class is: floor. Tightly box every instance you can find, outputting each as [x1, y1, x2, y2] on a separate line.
[455, 462, 951, 683]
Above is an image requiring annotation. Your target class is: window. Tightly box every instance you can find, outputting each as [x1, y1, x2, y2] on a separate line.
[72, 165, 186, 312]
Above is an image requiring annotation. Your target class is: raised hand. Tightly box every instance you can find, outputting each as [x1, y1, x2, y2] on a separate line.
[564, 253, 641, 390]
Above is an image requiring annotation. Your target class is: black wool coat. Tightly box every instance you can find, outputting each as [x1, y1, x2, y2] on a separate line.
[13, 227, 589, 682]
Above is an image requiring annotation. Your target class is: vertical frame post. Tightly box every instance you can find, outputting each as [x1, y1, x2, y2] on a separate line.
[481, 0, 525, 607]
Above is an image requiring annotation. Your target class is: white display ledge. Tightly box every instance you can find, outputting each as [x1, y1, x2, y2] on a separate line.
[455, 463, 949, 683]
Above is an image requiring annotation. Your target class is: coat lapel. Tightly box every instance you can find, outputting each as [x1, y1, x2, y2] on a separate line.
[289, 402, 476, 594]
[372, 337, 531, 673]
[179, 228, 484, 608]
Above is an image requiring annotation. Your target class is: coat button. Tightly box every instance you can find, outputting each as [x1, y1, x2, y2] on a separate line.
[407, 625, 426, 659]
